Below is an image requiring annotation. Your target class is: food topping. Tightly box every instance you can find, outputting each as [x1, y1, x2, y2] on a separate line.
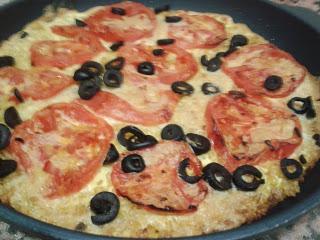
[81, 61, 104, 76]
[171, 81, 194, 95]
[178, 158, 202, 184]
[185, 133, 211, 155]
[110, 41, 124, 51]
[161, 124, 185, 141]
[105, 57, 125, 71]
[121, 154, 146, 173]
[111, 7, 126, 16]
[103, 69, 123, 88]
[287, 96, 316, 119]
[203, 162, 232, 191]
[75, 19, 87, 27]
[263, 75, 283, 91]
[0, 159, 17, 178]
[4, 107, 22, 129]
[137, 61, 155, 75]
[152, 48, 165, 56]
[13, 88, 24, 103]
[0, 124, 11, 150]
[78, 80, 100, 100]
[233, 165, 265, 191]
[0, 56, 15, 68]
[165, 16, 182, 23]
[103, 144, 120, 165]
[201, 82, 220, 95]
[280, 158, 303, 179]
[157, 38, 175, 46]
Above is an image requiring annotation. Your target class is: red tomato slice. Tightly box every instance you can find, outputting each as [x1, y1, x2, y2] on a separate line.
[0, 67, 73, 101]
[205, 92, 302, 171]
[118, 44, 198, 85]
[30, 30, 104, 69]
[111, 141, 207, 211]
[85, 1, 156, 42]
[222, 44, 306, 98]
[9, 103, 114, 198]
[75, 88, 180, 126]
[168, 12, 227, 49]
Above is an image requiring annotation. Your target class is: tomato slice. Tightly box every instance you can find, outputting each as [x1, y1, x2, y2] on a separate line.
[85, 1, 156, 42]
[118, 44, 198, 85]
[111, 141, 207, 211]
[0, 67, 73, 101]
[168, 12, 227, 49]
[30, 30, 104, 69]
[222, 44, 306, 98]
[205, 92, 302, 171]
[9, 103, 114, 198]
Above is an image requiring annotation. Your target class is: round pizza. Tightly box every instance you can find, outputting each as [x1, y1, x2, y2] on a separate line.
[0, 1, 319, 238]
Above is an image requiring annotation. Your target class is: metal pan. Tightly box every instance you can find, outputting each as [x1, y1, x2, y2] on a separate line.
[0, 1, 319, 239]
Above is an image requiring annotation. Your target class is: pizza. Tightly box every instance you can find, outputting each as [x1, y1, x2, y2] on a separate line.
[0, 1, 319, 238]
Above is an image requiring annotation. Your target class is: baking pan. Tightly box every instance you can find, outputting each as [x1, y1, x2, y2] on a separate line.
[0, 0, 319, 239]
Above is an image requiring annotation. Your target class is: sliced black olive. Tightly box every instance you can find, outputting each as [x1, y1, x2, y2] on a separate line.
[81, 61, 104, 76]
[299, 155, 307, 164]
[161, 124, 185, 141]
[90, 192, 120, 225]
[111, 7, 126, 16]
[75, 19, 87, 27]
[20, 31, 28, 39]
[264, 75, 283, 91]
[171, 81, 194, 95]
[152, 49, 164, 56]
[157, 39, 175, 46]
[73, 69, 92, 81]
[103, 69, 123, 88]
[0, 56, 15, 68]
[280, 158, 303, 179]
[313, 134, 320, 147]
[287, 96, 316, 119]
[0, 159, 17, 178]
[105, 57, 125, 71]
[233, 165, 265, 191]
[137, 62, 155, 75]
[0, 124, 11, 150]
[154, 4, 170, 14]
[117, 125, 145, 147]
[165, 16, 182, 23]
[201, 83, 220, 95]
[203, 162, 232, 191]
[206, 57, 222, 72]
[13, 88, 24, 103]
[185, 133, 211, 155]
[200, 55, 209, 67]
[110, 41, 124, 51]
[230, 35, 248, 48]
[78, 80, 100, 100]
[215, 52, 225, 59]
[126, 135, 158, 151]
[229, 90, 246, 99]
[178, 158, 201, 184]
[4, 107, 22, 129]
[103, 144, 119, 165]
[121, 154, 146, 173]
[223, 46, 237, 57]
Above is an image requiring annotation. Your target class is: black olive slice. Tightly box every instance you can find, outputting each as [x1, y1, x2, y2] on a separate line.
[313, 134, 320, 147]
[161, 124, 185, 141]
[165, 16, 182, 23]
[0, 56, 15, 68]
[75, 19, 87, 27]
[171, 81, 194, 95]
[105, 57, 125, 71]
[233, 165, 265, 191]
[126, 135, 158, 151]
[110, 41, 124, 51]
[280, 158, 303, 179]
[103, 69, 123, 88]
[137, 62, 155, 75]
[81, 61, 104, 76]
[223, 46, 237, 57]
[201, 83, 220, 95]
[154, 4, 170, 14]
[111, 7, 126, 16]
[299, 155, 307, 164]
[73, 69, 92, 81]
[215, 52, 225, 59]
[229, 90, 246, 99]
[121, 154, 146, 173]
[230, 35, 248, 48]
[152, 49, 164, 56]
[287, 96, 316, 119]
[0, 124, 11, 150]
[117, 126, 145, 147]
[103, 144, 119, 165]
[78, 80, 100, 100]
[200, 55, 209, 67]
[13, 88, 24, 103]
[206, 57, 222, 72]
[157, 38, 175, 46]
[90, 192, 120, 225]
[178, 158, 201, 184]
[0, 159, 17, 178]
[203, 162, 232, 191]
[185, 133, 211, 155]
[20, 31, 28, 39]
[4, 107, 22, 129]
[264, 75, 283, 91]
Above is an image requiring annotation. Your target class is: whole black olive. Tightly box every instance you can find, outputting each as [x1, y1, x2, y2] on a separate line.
[117, 126, 145, 147]
[152, 49, 164, 56]
[0, 56, 15, 68]
[13, 88, 24, 103]
[206, 57, 222, 72]
[105, 57, 125, 71]
[201, 83, 220, 95]
[263, 75, 283, 91]
[233, 165, 265, 191]
[103, 144, 119, 165]
[81, 61, 104, 76]
[0, 124, 11, 150]
[157, 39, 175, 46]
[90, 191, 120, 225]
[121, 154, 146, 173]
[111, 7, 126, 16]
[165, 16, 182, 23]
[280, 158, 303, 179]
[103, 69, 123, 88]
[0, 159, 17, 178]
[154, 4, 170, 14]
[185, 133, 211, 155]
[4, 107, 22, 129]
[110, 41, 124, 51]
[161, 124, 185, 141]
[137, 62, 155, 75]
[178, 158, 201, 184]
[203, 162, 232, 191]
[78, 80, 100, 100]
[73, 69, 92, 81]
[171, 81, 194, 95]
[126, 135, 158, 151]
[230, 35, 248, 48]
[75, 19, 87, 27]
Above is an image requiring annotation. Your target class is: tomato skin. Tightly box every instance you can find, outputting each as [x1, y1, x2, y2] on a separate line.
[85, 1, 156, 42]
[222, 44, 306, 98]
[9, 103, 114, 198]
[205, 92, 302, 171]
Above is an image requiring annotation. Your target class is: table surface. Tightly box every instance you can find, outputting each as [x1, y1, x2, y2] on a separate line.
[0, 0, 319, 239]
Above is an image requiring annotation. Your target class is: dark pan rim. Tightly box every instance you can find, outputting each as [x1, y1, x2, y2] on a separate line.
[0, 0, 319, 239]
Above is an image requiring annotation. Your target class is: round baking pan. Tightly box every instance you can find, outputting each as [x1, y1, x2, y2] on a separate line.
[0, 0, 319, 239]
